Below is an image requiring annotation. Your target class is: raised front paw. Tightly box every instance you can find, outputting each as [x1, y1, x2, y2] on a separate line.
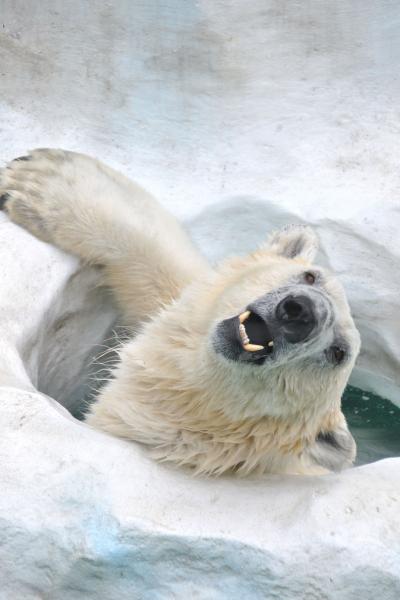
[0, 149, 80, 245]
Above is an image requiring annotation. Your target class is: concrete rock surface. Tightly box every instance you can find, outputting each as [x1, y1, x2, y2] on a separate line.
[1, 0, 400, 597]
[1, 203, 400, 599]
[1, 386, 400, 600]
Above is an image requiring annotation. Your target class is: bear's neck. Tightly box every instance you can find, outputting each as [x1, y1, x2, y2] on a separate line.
[93, 325, 342, 476]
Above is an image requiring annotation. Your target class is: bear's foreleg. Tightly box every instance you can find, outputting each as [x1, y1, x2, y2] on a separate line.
[0, 149, 208, 322]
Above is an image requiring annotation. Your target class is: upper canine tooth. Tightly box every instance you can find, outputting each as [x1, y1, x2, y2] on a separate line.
[267, 341, 274, 347]
[239, 324, 249, 344]
[243, 343, 264, 352]
[239, 310, 251, 324]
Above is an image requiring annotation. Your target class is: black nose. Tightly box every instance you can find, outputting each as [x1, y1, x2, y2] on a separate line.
[275, 295, 316, 343]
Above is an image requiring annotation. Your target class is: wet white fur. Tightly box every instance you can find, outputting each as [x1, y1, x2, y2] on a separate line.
[0, 150, 360, 476]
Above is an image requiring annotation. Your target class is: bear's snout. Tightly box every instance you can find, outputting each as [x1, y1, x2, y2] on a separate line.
[275, 294, 317, 343]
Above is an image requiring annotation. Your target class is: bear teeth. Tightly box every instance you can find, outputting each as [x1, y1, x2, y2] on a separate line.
[239, 317, 274, 352]
[239, 323, 267, 352]
[239, 310, 251, 324]
[243, 343, 265, 352]
[239, 323, 250, 345]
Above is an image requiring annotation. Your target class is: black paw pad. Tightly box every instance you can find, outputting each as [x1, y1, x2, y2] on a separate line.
[0, 193, 10, 210]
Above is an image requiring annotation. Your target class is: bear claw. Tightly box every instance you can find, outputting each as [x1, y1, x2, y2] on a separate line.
[0, 193, 10, 210]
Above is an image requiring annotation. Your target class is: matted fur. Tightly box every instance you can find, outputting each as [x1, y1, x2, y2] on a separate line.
[0, 149, 361, 476]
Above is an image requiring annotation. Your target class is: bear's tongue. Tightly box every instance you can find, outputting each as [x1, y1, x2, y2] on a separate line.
[238, 311, 274, 353]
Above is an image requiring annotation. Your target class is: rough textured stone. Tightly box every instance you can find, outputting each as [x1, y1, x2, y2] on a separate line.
[1, 384, 400, 599]
[1, 1, 400, 597]
[1, 0, 399, 404]
[1, 206, 400, 599]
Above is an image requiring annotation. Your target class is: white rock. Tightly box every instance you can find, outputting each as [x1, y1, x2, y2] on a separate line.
[1, 0, 400, 596]
[1, 386, 400, 599]
[0, 215, 117, 415]
[1, 198, 400, 599]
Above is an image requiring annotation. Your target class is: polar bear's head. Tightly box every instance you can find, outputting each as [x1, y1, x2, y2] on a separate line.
[204, 226, 360, 420]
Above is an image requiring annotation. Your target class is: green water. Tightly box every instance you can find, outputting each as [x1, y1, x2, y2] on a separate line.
[343, 386, 400, 465]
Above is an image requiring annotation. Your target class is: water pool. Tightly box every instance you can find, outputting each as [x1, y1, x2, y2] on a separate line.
[343, 386, 400, 465]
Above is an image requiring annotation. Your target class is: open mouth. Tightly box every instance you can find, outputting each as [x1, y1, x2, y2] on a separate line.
[238, 310, 274, 356]
[214, 290, 326, 366]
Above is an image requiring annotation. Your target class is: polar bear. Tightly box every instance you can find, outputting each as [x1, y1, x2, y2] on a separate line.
[0, 149, 361, 476]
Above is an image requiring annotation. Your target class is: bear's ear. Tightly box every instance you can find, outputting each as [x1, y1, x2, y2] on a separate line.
[264, 225, 318, 262]
[307, 423, 356, 472]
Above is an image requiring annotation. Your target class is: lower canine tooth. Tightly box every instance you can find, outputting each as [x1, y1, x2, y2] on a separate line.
[239, 310, 251, 324]
[243, 343, 264, 352]
[267, 341, 274, 347]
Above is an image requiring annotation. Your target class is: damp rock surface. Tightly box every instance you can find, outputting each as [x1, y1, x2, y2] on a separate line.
[1, 1, 399, 404]
[1, 387, 400, 600]
[1, 194, 400, 599]
[1, 0, 400, 596]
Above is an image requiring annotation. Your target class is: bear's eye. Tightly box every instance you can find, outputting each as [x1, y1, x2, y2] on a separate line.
[328, 346, 346, 365]
[304, 271, 316, 285]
